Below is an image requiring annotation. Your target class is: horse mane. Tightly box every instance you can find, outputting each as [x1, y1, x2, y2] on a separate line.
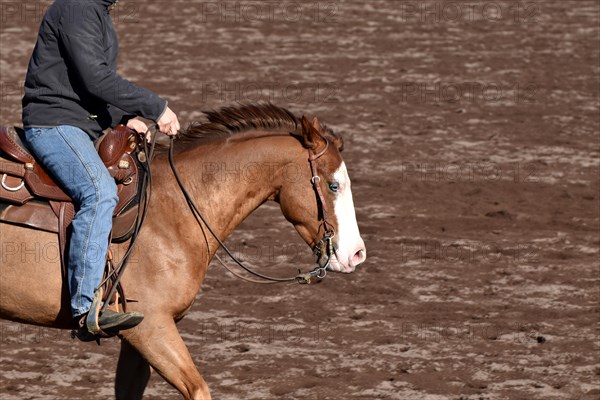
[175, 103, 300, 148]
[155, 102, 341, 153]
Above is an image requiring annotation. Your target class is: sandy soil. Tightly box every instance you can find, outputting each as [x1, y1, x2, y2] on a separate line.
[1, 0, 599, 399]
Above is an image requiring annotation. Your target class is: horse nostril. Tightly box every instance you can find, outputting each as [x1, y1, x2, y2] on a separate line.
[352, 248, 367, 267]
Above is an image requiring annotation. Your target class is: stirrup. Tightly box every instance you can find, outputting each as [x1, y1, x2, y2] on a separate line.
[71, 288, 116, 344]
[86, 288, 108, 336]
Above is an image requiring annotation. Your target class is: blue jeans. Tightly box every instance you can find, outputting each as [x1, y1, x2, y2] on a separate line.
[23, 126, 118, 318]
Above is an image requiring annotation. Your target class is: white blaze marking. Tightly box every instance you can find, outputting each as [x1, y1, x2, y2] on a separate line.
[332, 162, 364, 272]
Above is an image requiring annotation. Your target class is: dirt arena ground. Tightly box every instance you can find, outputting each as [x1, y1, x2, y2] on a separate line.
[1, 1, 599, 399]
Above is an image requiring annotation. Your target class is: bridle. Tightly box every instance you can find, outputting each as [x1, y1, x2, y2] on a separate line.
[168, 135, 338, 284]
[307, 138, 337, 278]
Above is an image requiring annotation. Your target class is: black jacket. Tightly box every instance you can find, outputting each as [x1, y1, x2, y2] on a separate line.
[22, 0, 167, 140]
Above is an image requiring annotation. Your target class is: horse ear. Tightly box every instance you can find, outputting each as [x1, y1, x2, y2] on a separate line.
[311, 116, 322, 132]
[300, 115, 325, 150]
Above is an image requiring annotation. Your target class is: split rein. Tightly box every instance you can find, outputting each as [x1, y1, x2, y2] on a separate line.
[100, 130, 337, 311]
[101, 127, 336, 294]
[166, 134, 336, 285]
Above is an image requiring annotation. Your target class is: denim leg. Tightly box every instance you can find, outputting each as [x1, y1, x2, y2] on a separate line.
[23, 126, 118, 318]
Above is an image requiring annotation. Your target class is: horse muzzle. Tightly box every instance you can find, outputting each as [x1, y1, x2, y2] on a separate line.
[314, 239, 366, 274]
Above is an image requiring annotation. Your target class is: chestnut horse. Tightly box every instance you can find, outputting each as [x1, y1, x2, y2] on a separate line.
[0, 103, 366, 399]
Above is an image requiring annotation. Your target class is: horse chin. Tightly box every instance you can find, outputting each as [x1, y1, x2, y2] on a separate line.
[325, 255, 355, 274]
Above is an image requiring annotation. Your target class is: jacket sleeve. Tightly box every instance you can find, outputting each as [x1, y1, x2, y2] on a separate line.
[58, 7, 167, 122]
[107, 104, 135, 126]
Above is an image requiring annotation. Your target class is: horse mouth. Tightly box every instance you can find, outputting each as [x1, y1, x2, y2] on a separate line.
[312, 242, 360, 274]
[325, 254, 355, 273]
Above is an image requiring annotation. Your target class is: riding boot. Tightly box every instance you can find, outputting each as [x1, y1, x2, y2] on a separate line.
[73, 309, 144, 340]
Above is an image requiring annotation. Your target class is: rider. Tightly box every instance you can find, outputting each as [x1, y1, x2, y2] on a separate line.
[21, 0, 179, 335]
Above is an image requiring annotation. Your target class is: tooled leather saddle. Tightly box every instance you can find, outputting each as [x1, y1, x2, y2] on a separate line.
[0, 125, 143, 248]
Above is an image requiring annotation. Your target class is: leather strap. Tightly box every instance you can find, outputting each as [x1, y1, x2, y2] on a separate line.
[49, 201, 75, 280]
[308, 138, 335, 238]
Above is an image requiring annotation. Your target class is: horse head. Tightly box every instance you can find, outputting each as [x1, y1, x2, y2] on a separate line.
[277, 115, 367, 273]
[158, 102, 367, 274]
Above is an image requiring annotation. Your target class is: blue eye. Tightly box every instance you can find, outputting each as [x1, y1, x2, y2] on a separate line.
[329, 182, 340, 192]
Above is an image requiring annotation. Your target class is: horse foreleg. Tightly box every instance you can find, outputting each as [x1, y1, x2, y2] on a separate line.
[122, 318, 211, 400]
[115, 340, 152, 400]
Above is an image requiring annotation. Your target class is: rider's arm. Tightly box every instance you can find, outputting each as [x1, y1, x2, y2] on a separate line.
[57, 7, 167, 123]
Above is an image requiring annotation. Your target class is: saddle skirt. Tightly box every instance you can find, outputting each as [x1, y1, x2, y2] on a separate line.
[0, 125, 143, 242]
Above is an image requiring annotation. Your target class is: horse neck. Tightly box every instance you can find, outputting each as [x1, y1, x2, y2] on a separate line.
[152, 134, 301, 256]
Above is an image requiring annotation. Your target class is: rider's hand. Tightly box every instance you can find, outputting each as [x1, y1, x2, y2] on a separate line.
[157, 106, 180, 136]
[127, 118, 149, 134]
[127, 118, 154, 142]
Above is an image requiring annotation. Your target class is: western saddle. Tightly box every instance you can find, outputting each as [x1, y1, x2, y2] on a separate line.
[0, 125, 142, 237]
[0, 126, 144, 278]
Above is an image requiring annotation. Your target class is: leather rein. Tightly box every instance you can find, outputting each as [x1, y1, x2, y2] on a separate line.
[167, 135, 336, 284]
